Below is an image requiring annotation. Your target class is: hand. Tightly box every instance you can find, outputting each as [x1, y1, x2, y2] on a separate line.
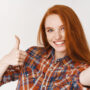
[5, 35, 27, 66]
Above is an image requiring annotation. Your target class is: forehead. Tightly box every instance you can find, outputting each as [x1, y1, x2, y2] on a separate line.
[45, 14, 63, 28]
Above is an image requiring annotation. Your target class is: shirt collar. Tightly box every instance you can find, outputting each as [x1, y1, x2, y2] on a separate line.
[46, 47, 70, 62]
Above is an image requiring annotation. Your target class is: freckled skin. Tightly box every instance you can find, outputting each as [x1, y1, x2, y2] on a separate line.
[45, 14, 67, 59]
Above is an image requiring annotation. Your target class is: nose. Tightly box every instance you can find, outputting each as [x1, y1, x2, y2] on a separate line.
[54, 30, 62, 40]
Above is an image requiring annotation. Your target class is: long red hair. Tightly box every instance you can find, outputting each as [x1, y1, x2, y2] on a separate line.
[37, 5, 90, 64]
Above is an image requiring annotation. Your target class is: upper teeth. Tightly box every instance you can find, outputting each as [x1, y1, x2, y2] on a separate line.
[55, 41, 64, 44]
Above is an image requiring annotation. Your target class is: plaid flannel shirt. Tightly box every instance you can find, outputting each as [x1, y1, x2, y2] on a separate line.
[0, 46, 90, 90]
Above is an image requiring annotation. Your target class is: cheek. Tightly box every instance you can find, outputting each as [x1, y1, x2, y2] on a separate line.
[62, 32, 65, 39]
[46, 33, 53, 41]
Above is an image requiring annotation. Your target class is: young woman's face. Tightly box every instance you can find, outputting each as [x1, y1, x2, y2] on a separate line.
[45, 14, 66, 53]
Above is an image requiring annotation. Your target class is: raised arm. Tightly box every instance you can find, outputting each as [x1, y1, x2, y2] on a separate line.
[0, 35, 27, 86]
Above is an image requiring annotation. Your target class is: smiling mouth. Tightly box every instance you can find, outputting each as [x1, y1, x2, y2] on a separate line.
[53, 41, 65, 46]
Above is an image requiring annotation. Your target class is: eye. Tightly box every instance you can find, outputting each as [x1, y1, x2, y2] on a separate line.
[61, 26, 65, 31]
[47, 29, 53, 32]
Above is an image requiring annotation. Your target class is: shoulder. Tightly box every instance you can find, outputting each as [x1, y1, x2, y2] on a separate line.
[69, 61, 90, 74]
[25, 46, 47, 56]
[67, 61, 90, 83]
[70, 61, 90, 80]
[24, 46, 47, 66]
[74, 62, 89, 71]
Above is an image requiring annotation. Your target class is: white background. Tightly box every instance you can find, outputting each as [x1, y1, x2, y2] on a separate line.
[0, 0, 90, 90]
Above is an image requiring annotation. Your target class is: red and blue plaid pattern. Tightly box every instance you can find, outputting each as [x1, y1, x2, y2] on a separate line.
[0, 46, 89, 90]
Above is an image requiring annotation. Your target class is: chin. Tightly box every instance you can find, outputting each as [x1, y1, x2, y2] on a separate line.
[55, 49, 66, 53]
[54, 47, 66, 52]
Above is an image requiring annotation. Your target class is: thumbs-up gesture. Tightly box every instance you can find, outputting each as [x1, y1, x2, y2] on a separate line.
[5, 35, 27, 66]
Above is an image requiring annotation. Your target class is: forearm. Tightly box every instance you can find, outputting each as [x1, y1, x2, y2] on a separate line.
[79, 67, 90, 86]
[0, 55, 22, 86]
[0, 55, 10, 81]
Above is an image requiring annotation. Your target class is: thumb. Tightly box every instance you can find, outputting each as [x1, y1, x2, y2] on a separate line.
[14, 35, 20, 49]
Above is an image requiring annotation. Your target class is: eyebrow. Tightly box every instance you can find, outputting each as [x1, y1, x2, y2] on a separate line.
[45, 25, 64, 30]
[45, 27, 53, 30]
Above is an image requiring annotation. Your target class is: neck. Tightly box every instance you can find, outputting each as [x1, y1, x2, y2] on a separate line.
[55, 51, 67, 60]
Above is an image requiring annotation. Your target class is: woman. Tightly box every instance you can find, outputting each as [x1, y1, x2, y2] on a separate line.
[0, 5, 90, 90]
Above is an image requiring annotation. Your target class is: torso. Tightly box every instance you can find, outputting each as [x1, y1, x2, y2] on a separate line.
[16, 46, 89, 90]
